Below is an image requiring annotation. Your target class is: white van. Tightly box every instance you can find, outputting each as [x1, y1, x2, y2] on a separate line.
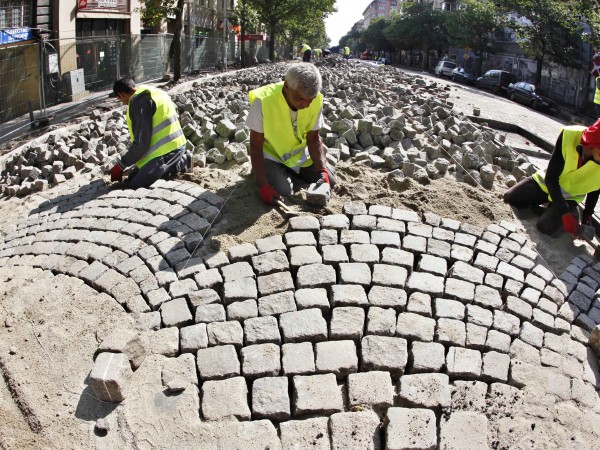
[434, 60, 456, 78]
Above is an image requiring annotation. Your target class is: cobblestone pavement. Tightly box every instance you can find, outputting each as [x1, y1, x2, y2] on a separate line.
[0, 175, 599, 448]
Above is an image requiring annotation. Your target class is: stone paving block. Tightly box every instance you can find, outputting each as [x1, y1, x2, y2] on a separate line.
[406, 272, 445, 296]
[320, 214, 350, 230]
[338, 262, 371, 286]
[473, 284, 502, 309]
[398, 373, 451, 408]
[386, 407, 437, 450]
[481, 351, 510, 382]
[418, 254, 447, 276]
[511, 339, 542, 366]
[295, 288, 330, 312]
[436, 318, 466, 347]
[257, 271, 295, 296]
[168, 278, 198, 298]
[258, 290, 297, 316]
[466, 323, 488, 350]
[446, 347, 482, 379]
[252, 376, 290, 421]
[506, 295, 533, 321]
[410, 341, 445, 373]
[90, 352, 132, 402]
[532, 308, 555, 331]
[485, 330, 511, 353]
[221, 261, 255, 282]
[315, 340, 358, 378]
[396, 312, 435, 342]
[161, 297, 193, 328]
[361, 335, 408, 377]
[79, 261, 109, 283]
[202, 377, 250, 421]
[280, 308, 328, 343]
[196, 345, 240, 380]
[521, 287, 542, 306]
[406, 292, 432, 317]
[251, 250, 289, 275]
[279, 418, 330, 450]
[434, 298, 465, 320]
[344, 201, 368, 215]
[331, 284, 368, 307]
[241, 343, 281, 378]
[403, 234, 427, 253]
[227, 299, 258, 321]
[381, 247, 414, 270]
[203, 251, 229, 269]
[497, 261, 524, 282]
[290, 245, 323, 268]
[243, 316, 281, 345]
[519, 322, 544, 349]
[207, 320, 244, 347]
[347, 371, 394, 409]
[368, 286, 407, 310]
[466, 303, 493, 327]
[282, 342, 315, 376]
[194, 267, 223, 289]
[180, 323, 208, 353]
[285, 231, 318, 247]
[449, 261, 484, 284]
[223, 275, 255, 305]
[451, 380, 488, 411]
[371, 230, 401, 247]
[537, 297, 558, 316]
[473, 252, 499, 272]
[504, 279, 524, 298]
[444, 278, 475, 303]
[366, 307, 396, 336]
[330, 307, 365, 340]
[330, 411, 382, 450]
[147, 327, 179, 357]
[353, 214, 378, 231]
[293, 373, 343, 416]
[255, 235, 287, 254]
[195, 304, 226, 323]
[289, 215, 321, 231]
[321, 244, 349, 264]
[340, 229, 371, 244]
[439, 411, 489, 450]
[450, 244, 473, 263]
[296, 264, 336, 289]
[493, 310, 520, 336]
[318, 228, 339, 246]
[427, 239, 452, 260]
[485, 273, 504, 291]
[349, 244, 380, 263]
[227, 243, 258, 262]
[372, 264, 407, 288]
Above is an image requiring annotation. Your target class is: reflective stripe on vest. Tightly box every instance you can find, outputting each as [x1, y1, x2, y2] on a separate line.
[532, 125, 600, 203]
[126, 86, 187, 169]
[595, 77, 600, 105]
[249, 81, 322, 172]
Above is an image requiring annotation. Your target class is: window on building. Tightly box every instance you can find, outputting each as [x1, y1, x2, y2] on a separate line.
[0, 1, 29, 29]
[76, 19, 125, 37]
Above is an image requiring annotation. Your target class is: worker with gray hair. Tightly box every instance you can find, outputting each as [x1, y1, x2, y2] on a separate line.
[246, 63, 336, 205]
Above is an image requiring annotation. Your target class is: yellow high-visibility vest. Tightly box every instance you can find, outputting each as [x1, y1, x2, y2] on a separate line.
[249, 81, 322, 172]
[126, 86, 186, 168]
[344, 46, 350, 55]
[533, 125, 600, 203]
[300, 44, 311, 53]
[594, 77, 600, 105]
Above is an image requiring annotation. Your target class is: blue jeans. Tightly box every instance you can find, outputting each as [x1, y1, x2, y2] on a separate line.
[264, 159, 337, 196]
[125, 147, 187, 189]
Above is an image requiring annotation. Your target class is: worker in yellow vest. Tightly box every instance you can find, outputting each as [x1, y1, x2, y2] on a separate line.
[110, 76, 190, 189]
[594, 76, 600, 119]
[504, 118, 600, 237]
[299, 43, 312, 62]
[246, 63, 336, 205]
[344, 45, 350, 60]
[313, 48, 322, 61]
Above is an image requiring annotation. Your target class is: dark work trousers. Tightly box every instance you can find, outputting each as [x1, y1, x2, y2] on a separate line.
[503, 176, 578, 236]
[125, 147, 187, 189]
[264, 159, 337, 196]
[303, 50, 311, 62]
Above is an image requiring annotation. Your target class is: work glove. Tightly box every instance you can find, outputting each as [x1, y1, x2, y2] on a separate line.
[110, 162, 124, 182]
[561, 212, 580, 236]
[319, 168, 330, 185]
[259, 184, 282, 205]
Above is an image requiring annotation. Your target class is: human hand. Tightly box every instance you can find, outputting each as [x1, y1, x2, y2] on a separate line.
[110, 163, 124, 182]
[319, 168, 330, 185]
[561, 212, 580, 236]
[259, 184, 282, 205]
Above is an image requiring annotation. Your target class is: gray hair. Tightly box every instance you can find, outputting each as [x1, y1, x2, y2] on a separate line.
[285, 63, 322, 98]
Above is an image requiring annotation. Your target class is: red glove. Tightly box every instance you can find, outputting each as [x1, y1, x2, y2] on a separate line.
[259, 184, 281, 205]
[561, 212, 580, 236]
[319, 168, 330, 185]
[110, 163, 124, 182]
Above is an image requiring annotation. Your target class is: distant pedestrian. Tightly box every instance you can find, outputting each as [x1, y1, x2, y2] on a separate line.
[299, 43, 312, 62]
[344, 45, 350, 60]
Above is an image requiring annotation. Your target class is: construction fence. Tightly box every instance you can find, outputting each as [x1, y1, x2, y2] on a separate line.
[0, 33, 237, 127]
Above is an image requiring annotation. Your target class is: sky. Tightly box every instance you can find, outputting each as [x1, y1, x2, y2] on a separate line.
[325, 0, 372, 46]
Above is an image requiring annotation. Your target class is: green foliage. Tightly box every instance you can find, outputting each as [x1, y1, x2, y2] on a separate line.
[363, 17, 393, 53]
[384, 2, 447, 52]
[138, 0, 178, 27]
[444, 0, 497, 54]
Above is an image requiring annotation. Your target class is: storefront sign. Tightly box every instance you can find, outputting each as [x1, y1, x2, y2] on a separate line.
[0, 28, 32, 45]
[236, 34, 265, 42]
[78, 0, 127, 11]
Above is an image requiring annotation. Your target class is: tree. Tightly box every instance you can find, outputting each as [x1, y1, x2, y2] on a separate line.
[363, 17, 393, 57]
[230, 0, 259, 67]
[445, 0, 498, 75]
[138, 0, 185, 81]
[497, 0, 585, 85]
[248, 0, 335, 61]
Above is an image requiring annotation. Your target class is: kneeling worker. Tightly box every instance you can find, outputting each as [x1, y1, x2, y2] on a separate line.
[246, 63, 335, 205]
[110, 76, 190, 189]
[504, 118, 600, 237]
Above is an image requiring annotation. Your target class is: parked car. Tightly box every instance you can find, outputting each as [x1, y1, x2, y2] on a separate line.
[451, 67, 477, 85]
[434, 60, 457, 78]
[475, 70, 517, 94]
[506, 81, 559, 113]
